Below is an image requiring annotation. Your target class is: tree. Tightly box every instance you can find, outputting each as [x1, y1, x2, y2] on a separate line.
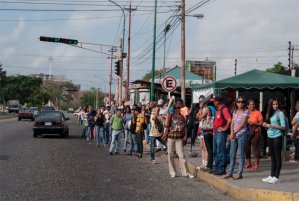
[0, 64, 7, 105]
[3, 75, 43, 105]
[266, 62, 286, 74]
[80, 88, 106, 109]
[141, 68, 168, 81]
[42, 80, 79, 109]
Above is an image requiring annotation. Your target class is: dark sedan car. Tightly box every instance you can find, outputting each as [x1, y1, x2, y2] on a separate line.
[33, 111, 69, 138]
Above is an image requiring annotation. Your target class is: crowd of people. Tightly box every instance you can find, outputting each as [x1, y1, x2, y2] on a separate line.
[76, 96, 299, 184]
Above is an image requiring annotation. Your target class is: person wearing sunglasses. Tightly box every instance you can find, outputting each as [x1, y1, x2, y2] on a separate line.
[222, 97, 249, 180]
[165, 103, 194, 178]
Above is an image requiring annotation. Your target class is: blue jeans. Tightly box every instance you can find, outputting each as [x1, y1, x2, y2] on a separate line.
[145, 122, 151, 143]
[124, 129, 130, 151]
[95, 125, 104, 145]
[104, 123, 110, 144]
[109, 129, 122, 153]
[150, 136, 167, 161]
[227, 132, 248, 176]
[213, 131, 228, 173]
[81, 126, 87, 137]
[129, 132, 137, 153]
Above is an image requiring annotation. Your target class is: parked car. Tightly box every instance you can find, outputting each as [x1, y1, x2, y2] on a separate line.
[18, 108, 34, 121]
[30, 107, 39, 117]
[33, 111, 69, 138]
[67, 107, 74, 113]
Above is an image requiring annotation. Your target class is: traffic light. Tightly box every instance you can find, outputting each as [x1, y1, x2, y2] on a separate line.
[114, 60, 120, 76]
[39, 36, 78, 45]
[40, 36, 59, 43]
[59, 38, 78, 45]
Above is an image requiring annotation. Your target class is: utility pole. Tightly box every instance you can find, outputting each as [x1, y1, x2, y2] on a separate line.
[180, 0, 186, 103]
[288, 41, 292, 70]
[118, 38, 123, 107]
[234, 59, 238, 76]
[124, 3, 137, 101]
[108, 47, 117, 102]
[150, 0, 158, 101]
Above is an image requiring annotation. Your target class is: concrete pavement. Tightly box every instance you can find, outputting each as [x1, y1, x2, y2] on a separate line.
[145, 141, 299, 201]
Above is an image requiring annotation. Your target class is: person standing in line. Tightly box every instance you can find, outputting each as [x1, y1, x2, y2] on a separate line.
[135, 107, 145, 158]
[200, 97, 216, 174]
[123, 106, 132, 153]
[81, 106, 88, 138]
[262, 98, 286, 184]
[212, 95, 232, 175]
[245, 100, 263, 169]
[222, 97, 249, 180]
[149, 105, 167, 164]
[291, 101, 299, 162]
[129, 108, 138, 155]
[196, 99, 208, 170]
[95, 108, 105, 147]
[103, 106, 112, 146]
[165, 103, 195, 178]
[85, 106, 95, 141]
[109, 109, 124, 155]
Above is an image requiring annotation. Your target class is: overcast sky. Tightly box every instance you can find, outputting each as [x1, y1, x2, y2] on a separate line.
[1, 0, 298, 92]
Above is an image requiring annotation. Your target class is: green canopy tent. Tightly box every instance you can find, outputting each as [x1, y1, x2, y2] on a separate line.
[191, 69, 299, 93]
[191, 69, 299, 161]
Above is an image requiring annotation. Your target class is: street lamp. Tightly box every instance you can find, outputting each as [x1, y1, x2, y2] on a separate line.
[163, 14, 203, 70]
[162, 13, 204, 103]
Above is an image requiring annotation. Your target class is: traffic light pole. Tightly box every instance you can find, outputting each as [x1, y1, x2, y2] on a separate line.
[108, 48, 117, 103]
[118, 38, 123, 107]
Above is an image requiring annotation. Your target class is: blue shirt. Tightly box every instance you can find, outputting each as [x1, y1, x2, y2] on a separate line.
[267, 110, 286, 138]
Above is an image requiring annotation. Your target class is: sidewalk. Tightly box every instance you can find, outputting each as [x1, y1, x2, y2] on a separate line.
[145, 140, 299, 201]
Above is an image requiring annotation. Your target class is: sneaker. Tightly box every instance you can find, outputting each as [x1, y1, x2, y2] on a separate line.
[115, 152, 119, 155]
[188, 174, 196, 179]
[262, 176, 272, 182]
[151, 160, 157, 164]
[109, 152, 113, 155]
[96, 144, 99, 147]
[170, 175, 176, 178]
[268, 177, 280, 184]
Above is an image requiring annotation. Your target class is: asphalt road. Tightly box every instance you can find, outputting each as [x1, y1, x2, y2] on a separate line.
[0, 114, 235, 201]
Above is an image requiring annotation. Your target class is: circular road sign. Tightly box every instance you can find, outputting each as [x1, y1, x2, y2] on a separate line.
[161, 76, 177, 92]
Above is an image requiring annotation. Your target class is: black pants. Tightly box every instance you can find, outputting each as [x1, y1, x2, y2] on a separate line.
[191, 123, 199, 145]
[136, 132, 144, 155]
[204, 133, 213, 170]
[268, 136, 282, 178]
[294, 138, 299, 161]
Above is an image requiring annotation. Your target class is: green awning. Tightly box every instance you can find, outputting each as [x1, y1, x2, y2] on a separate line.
[191, 69, 299, 92]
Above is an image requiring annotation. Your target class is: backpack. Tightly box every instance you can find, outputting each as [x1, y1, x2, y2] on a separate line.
[276, 110, 290, 135]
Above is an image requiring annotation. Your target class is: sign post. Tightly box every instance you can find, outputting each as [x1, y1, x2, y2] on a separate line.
[161, 76, 177, 99]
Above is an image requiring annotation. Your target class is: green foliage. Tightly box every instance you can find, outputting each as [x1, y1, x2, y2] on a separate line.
[3, 75, 43, 105]
[42, 80, 79, 109]
[141, 68, 168, 81]
[80, 89, 106, 109]
[266, 62, 286, 74]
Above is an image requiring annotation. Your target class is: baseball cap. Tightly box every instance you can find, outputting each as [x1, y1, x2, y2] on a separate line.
[210, 95, 223, 102]
[202, 94, 213, 105]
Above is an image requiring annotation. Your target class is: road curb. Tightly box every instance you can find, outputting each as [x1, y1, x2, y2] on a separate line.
[0, 114, 17, 120]
[146, 144, 297, 201]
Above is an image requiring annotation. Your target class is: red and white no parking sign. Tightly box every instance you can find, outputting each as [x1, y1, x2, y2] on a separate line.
[161, 76, 177, 92]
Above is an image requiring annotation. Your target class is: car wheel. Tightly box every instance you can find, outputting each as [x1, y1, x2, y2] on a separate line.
[66, 129, 69, 137]
[33, 131, 37, 138]
[18, 117, 21, 121]
[61, 132, 66, 138]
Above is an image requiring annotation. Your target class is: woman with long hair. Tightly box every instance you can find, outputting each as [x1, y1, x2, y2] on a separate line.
[222, 96, 249, 180]
[262, 98, 286, 184]
[245, 100, 263, 170]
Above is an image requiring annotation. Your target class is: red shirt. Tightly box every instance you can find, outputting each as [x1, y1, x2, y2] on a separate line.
[213, 105, 231, 133]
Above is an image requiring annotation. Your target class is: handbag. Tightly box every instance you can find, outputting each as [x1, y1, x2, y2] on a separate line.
[201, 116, 214, 130]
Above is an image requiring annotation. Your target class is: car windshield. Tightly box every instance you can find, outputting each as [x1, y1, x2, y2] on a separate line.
[38, 112, 62, 119]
